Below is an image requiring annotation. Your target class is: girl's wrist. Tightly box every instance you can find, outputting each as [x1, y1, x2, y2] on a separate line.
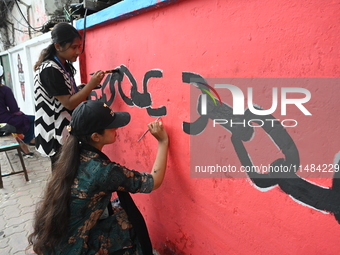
[158, 138, 169, 145]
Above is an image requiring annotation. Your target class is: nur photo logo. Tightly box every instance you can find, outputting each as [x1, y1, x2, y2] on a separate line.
[200, 84, 312, 117]
[194, 79, 313, 128]
[189, 78, 337, 179]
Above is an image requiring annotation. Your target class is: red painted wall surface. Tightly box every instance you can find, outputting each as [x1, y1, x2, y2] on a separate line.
[79, 0, 340, 254]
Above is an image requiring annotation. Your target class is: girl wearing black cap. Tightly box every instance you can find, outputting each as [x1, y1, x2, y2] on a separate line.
[28, 100, 169, 255]
[33, 22, 105, 166]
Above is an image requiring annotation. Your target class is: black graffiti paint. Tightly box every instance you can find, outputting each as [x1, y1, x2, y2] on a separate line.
[90, 67, 340, 223]
[181, 72, 209, 135]
[183, 72, 340, 223]
[89, 65, 166, 117]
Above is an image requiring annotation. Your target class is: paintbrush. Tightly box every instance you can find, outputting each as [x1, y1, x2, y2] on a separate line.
[89, 69, 120, 75]
[137, 117, 161, 142]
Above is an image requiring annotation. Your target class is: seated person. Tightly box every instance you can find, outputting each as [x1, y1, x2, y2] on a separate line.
[0, 65, 34, 157]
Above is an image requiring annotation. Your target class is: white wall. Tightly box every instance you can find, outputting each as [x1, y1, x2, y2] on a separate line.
[1, 31, 80, 115]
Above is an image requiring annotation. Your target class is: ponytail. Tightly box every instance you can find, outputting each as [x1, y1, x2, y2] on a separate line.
[28, 135, 80, 254]
[33, 44, 56, 71]
[28, 129, 106, 254]
[33, 43, 76, 75]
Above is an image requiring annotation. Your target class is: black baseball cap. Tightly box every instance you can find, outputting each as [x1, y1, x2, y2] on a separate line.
[68, 100, 130, 136]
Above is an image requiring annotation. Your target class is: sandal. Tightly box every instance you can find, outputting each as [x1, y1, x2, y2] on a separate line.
[22, 152, 34, 158]
[16, 151, 34, 158]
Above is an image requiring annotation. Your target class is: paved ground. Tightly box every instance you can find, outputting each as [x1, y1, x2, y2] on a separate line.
[0, 146, 161, 255]
[0, 145, 51, 255]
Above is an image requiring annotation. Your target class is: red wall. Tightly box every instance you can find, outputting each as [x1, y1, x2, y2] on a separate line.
[79, 0, 340, 254]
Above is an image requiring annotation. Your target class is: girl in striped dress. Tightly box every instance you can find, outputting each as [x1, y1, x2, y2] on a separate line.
[33, 22, 104, 166]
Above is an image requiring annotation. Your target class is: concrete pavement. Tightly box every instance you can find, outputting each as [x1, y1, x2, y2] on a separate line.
[0, 145, 51, 255]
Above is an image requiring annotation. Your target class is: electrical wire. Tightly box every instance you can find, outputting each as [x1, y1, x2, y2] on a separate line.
[14, 0, 42, 32]
[1, 0, 91, 48]
[9, 1, 79, 35]
[1, 0, 45, 34]
[64, 5, 83, 21]
[4, 23, 15, 47]
[1, 0, 29, 29]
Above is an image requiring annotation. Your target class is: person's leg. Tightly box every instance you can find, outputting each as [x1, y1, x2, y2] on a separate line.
[13, 135, 34, 158]
[7, 114, 29, 136]
[8, 114, 34, 152]
[22, 115, 35, 144]
[19, 143, 34, 157]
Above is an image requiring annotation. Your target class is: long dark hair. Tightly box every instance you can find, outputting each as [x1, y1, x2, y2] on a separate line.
[27, 130, 103, 254]
[33, 22, 81, 74]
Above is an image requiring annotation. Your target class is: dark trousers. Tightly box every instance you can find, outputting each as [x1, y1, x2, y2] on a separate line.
[22, 115, 35, 144]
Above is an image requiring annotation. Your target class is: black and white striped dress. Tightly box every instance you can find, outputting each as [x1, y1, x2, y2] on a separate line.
[34, 59, 76, 157]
